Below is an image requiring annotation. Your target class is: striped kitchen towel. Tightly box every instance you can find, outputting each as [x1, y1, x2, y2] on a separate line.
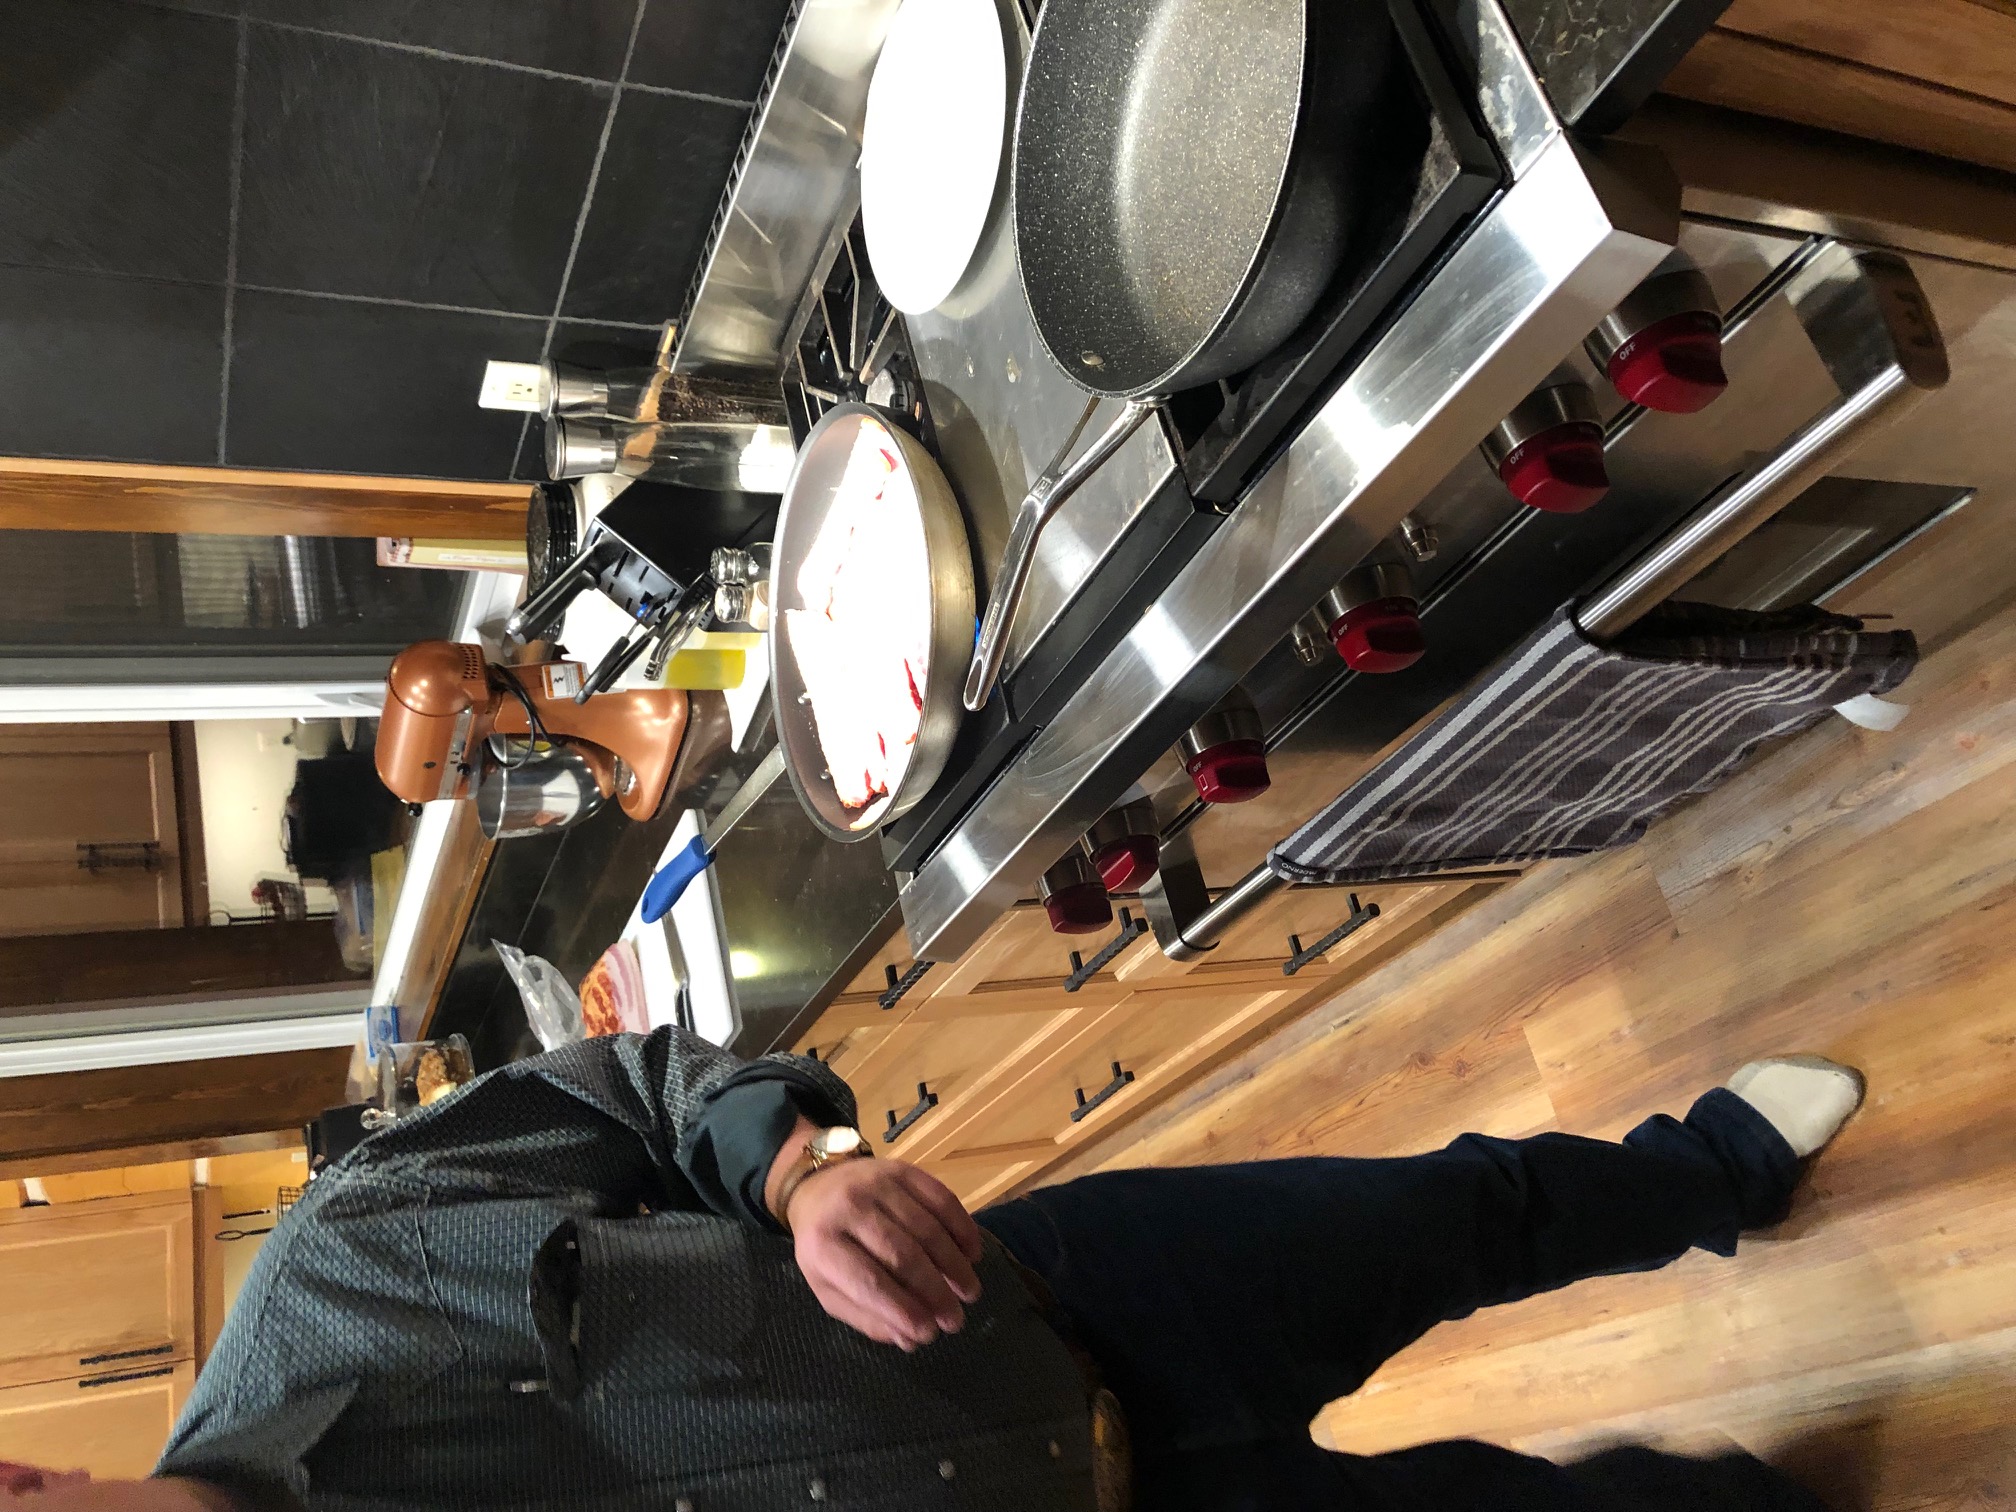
[1268, 602, 1917, 885]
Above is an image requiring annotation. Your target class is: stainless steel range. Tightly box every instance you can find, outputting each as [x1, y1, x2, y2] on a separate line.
[671, 0, 2016, 971]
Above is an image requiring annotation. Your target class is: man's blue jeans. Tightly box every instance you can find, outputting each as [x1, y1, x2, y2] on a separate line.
[979, 1088, 1825, 1510]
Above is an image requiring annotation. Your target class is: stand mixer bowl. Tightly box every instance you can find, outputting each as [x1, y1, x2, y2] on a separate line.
[473, 741, 608, 840]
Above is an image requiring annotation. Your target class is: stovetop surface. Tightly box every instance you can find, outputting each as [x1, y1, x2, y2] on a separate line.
[848, 0, 1507, 876]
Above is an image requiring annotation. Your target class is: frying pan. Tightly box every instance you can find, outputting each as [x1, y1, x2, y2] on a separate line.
[639, 405, 974, 921]
[962, 0, 1388, 709]
[771, 404, 977, 841]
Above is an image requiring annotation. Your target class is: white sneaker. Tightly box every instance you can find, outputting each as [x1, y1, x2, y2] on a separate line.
[1725, 1055, 1866, 1158]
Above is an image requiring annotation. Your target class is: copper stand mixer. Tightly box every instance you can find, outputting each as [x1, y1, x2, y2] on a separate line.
[376, 640, 688, 835]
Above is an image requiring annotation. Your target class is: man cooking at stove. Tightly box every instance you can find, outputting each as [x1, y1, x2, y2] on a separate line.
[5, 1027, 1860, 1511]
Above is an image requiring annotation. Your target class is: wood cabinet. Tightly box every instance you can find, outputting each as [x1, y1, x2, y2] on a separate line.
[0, 1363, 196, 1481]
[0, 1194, 194, 1392]
[845, 1007, 1074, 1153]
[0, 724, 186, 936]
[0, 1192, 197, 1479]
[793, 878, 1500, 1206]
[939, 991, 1239, 1153]
[1115, 879, 1456, 989]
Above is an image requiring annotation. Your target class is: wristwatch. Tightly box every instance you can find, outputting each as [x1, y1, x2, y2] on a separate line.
[771, 1125, 872, 1230]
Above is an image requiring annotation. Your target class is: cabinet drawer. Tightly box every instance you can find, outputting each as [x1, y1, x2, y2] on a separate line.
[825, 930, 925, 1009]
[959, 906, 1096, 991]
[927, 1152, 1042, 1212]
[0, 1360, 195, 1480]
[799, 903, 1127, 1055]
[937, 986, 1293, 1159]
[840, 1008, 1076, 1155]
[794, 1022, 898, 1080]
[0, 1195, 193, 1390]
[1118, 880, 1470, 988]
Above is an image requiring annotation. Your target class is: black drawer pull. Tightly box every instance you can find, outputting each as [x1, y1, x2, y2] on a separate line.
[883, 1083, 939, 1144]
[1283, 894, 1380, 976]
[1063, 909, 1148, 992]
[879, 960, 934, 1009]
[79, 1366, 175, 1389]
[1071, 1062, 1135, 1123]
[78, 1343, 174, 1367]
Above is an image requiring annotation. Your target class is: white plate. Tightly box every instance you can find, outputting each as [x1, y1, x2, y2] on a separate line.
[860, 0, 1010, 315]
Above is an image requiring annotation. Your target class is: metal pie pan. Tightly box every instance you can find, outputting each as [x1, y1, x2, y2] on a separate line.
[769, 404, 975, 843]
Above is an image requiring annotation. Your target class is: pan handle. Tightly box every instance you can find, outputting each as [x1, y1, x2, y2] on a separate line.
[963, 397, 1160, 711]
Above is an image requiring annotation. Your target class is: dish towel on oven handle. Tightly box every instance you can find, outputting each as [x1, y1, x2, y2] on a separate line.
[1268, 602, 1918, 886]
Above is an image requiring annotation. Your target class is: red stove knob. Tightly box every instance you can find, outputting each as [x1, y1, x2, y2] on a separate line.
[1481, 374, 1609, 514]
[1586, 257, 1728, 415]
[1044, 882, 1112, 934]
[1092, 834, 1159, 893]
[1603, 310, 1727, 413]
[1185, 739, 1271, 804]
[1327, 597, 1427, 673]
[1496, 424, 1609, 513]
[1179, 689, 1270, 804]
[1086, 801, 1160, 892]
[1039, 852, 1112, 934]
[1320, 563, 1426, 674]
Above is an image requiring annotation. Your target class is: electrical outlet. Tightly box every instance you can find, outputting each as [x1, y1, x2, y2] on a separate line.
[479, 360, 546, 411]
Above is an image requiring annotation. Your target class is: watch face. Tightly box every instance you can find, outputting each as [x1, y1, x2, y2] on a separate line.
[813, 1126, 867, 1159]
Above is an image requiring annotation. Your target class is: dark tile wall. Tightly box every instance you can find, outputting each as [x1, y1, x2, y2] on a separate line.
[0, 0, 791, 481]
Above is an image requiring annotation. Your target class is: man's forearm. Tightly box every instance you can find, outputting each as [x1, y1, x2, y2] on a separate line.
[682, 1059, 852, 1227]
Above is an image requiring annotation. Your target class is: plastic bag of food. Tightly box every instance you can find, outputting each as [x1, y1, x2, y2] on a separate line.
[581, 940, 651, 1036]
[494, 940, 584, 1051]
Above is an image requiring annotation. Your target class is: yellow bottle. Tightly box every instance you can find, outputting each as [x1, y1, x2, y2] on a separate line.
[656, 630, 761, 690]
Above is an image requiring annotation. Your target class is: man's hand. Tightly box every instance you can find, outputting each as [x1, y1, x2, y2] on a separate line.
[768, 1119, 985, 1350]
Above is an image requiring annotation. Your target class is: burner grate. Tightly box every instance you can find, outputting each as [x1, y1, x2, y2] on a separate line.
[783, 218, 934, 452]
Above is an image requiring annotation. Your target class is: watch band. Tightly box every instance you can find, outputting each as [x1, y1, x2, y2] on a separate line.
[772, 1131, 871, 1232]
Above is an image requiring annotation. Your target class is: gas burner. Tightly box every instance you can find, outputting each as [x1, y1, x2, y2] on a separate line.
[784, 218, 935, 451]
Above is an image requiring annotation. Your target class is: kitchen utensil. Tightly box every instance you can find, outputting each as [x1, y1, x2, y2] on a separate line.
[860, 0, 1012, 314]
[525, 482, 586, 598]
[639, 744, 788, 923]
[770, 404, 976, 841]
[546, 415, 797, 495]
[541, 360, 788, 426]
[505, 483, 730, 705]
[472, 738, 609, 840]
[962, 0, 1389, 709]
[639, 404, 977, 925]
